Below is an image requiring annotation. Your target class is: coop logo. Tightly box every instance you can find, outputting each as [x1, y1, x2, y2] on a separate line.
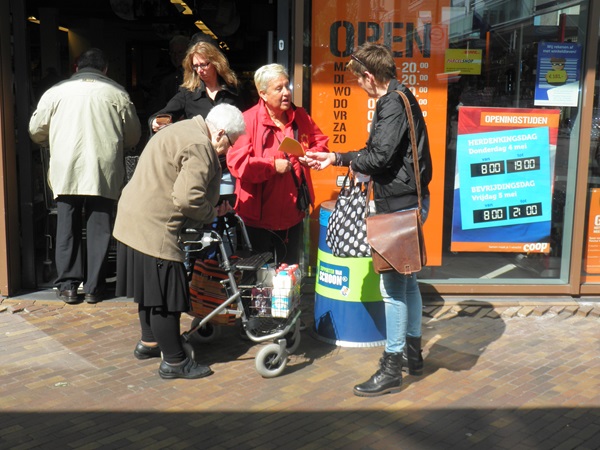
[522, 242, 550, 253]
[318, 261, 349, 291]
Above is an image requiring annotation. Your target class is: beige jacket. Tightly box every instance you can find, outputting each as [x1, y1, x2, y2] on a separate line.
[28, 68, 141, 200]
[113, 116, 221, 262]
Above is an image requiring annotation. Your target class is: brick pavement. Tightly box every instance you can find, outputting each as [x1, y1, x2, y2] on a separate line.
[1, 287, 600, 449]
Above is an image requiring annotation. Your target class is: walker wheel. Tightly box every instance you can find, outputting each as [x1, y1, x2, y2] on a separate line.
[190, 317, 221, 343]
[255, 343, 288, 378]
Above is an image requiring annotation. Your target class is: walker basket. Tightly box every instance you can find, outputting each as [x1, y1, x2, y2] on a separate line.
[189, 258, 241, 326]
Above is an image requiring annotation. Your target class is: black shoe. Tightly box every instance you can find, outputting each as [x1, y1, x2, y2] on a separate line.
[57, 289, 79, 304]
[353, 352, 403, 397]
[134, 341, 161, 360]
[84, 292, 103, 304]
[158, 358, 213, 380]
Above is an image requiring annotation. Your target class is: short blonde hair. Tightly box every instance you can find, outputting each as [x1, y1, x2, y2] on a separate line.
[254, 63, 288, 93]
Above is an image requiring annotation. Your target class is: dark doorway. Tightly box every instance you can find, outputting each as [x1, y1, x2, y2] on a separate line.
[22, 0, 282, 290]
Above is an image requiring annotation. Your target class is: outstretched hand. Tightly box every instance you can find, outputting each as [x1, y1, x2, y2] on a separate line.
[304, 151, 336, 170]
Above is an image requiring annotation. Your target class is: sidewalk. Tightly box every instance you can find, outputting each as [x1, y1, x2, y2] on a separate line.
[1, 282, 599, 449]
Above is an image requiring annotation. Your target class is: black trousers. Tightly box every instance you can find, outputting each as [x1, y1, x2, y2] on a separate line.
[54, 195, 113, 294]
[138, 306, 185, 363]
[245, 220, 304, 265]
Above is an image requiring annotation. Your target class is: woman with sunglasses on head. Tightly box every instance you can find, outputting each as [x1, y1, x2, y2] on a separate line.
[149, 41, 243, 133]
[305, 43, 432, 397]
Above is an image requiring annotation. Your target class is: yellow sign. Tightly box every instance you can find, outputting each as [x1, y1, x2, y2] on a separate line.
[444, 49, 482, 75]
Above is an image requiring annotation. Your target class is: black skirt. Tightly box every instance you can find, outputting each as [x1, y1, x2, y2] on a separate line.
[116, 242, 189, 312]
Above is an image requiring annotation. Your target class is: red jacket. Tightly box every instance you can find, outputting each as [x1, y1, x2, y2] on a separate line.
[227, 100, 329, 230]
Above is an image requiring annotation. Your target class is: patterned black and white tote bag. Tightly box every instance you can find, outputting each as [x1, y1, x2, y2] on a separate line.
[325, 170, 371, 257]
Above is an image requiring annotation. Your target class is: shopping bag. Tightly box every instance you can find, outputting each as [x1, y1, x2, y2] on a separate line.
[325, 171, 371, 257]
[189, 259, 240, 326]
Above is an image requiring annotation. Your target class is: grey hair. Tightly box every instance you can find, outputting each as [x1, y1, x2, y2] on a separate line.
[254, 63, 289, 93]
[205, 104, 246, 143]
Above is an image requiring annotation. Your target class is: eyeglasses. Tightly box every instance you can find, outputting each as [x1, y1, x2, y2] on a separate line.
[192, 62, 210, 71]
[224, 132, 232, 147]
[350, 54, 369, 72]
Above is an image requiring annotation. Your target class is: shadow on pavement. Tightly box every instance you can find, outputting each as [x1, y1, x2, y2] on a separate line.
[421, 299, 506, 376]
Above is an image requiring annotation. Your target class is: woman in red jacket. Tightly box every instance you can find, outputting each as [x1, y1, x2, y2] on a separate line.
[227, 64, 329, 264]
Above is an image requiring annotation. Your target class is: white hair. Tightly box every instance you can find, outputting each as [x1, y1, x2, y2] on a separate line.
[205, 104, 246, 143]
[254, 63, 289, 93]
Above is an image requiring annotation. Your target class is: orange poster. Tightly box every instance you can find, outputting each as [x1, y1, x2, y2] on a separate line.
[583, 188, 600, 280]
[310, 0, 450, 266]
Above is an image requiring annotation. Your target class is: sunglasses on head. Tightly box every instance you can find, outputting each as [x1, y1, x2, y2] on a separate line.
[350, 54, 369, 72]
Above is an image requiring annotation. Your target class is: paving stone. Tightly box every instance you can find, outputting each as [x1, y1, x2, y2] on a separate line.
[501, 306, 521, 318]
[563, 305, 579, 316]
[532, 305, 552, 316]
[517, 306, 535, 317]
[576, 305, 594, 317]
[0, 296, 599, 449]
[549, 305, 566, 315]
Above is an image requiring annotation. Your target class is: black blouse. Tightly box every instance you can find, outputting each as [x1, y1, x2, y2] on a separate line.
[148, 81, 243, 131]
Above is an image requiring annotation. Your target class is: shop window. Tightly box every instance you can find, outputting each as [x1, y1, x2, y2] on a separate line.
[581, 35, 600, 283]
[308, 0, 589, 287]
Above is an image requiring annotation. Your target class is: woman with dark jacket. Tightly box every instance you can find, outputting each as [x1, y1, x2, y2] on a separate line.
[305, 43, 432, 397]
[149, 41, 243, 132]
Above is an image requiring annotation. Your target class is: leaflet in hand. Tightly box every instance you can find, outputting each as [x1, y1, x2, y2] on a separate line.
[278, 137, 304, 157]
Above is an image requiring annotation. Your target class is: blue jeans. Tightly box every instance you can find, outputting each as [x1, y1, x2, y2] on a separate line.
[381, 272, 422, 353]
[379, 196, 429, 354]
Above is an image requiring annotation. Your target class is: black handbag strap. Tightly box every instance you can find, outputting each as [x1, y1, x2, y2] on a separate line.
[275, 120, 302, 186]
[276, 122, 312, 211]
[285, 153, 308, 189]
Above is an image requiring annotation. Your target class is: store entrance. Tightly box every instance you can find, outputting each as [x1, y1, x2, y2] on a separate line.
[22, 0, 284, 291]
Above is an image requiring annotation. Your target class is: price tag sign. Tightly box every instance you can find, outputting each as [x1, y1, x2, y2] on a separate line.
[457, 127, 551, 230]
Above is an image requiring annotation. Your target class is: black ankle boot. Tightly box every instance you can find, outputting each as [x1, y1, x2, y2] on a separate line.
[353, 352, 403, 397]
[401, 336, 424, 376]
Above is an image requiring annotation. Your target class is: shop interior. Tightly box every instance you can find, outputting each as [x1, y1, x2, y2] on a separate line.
[22, 0, 281, 289]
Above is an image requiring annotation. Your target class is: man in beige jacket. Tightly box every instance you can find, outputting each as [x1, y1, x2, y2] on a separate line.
[29, 48, 141, 304]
